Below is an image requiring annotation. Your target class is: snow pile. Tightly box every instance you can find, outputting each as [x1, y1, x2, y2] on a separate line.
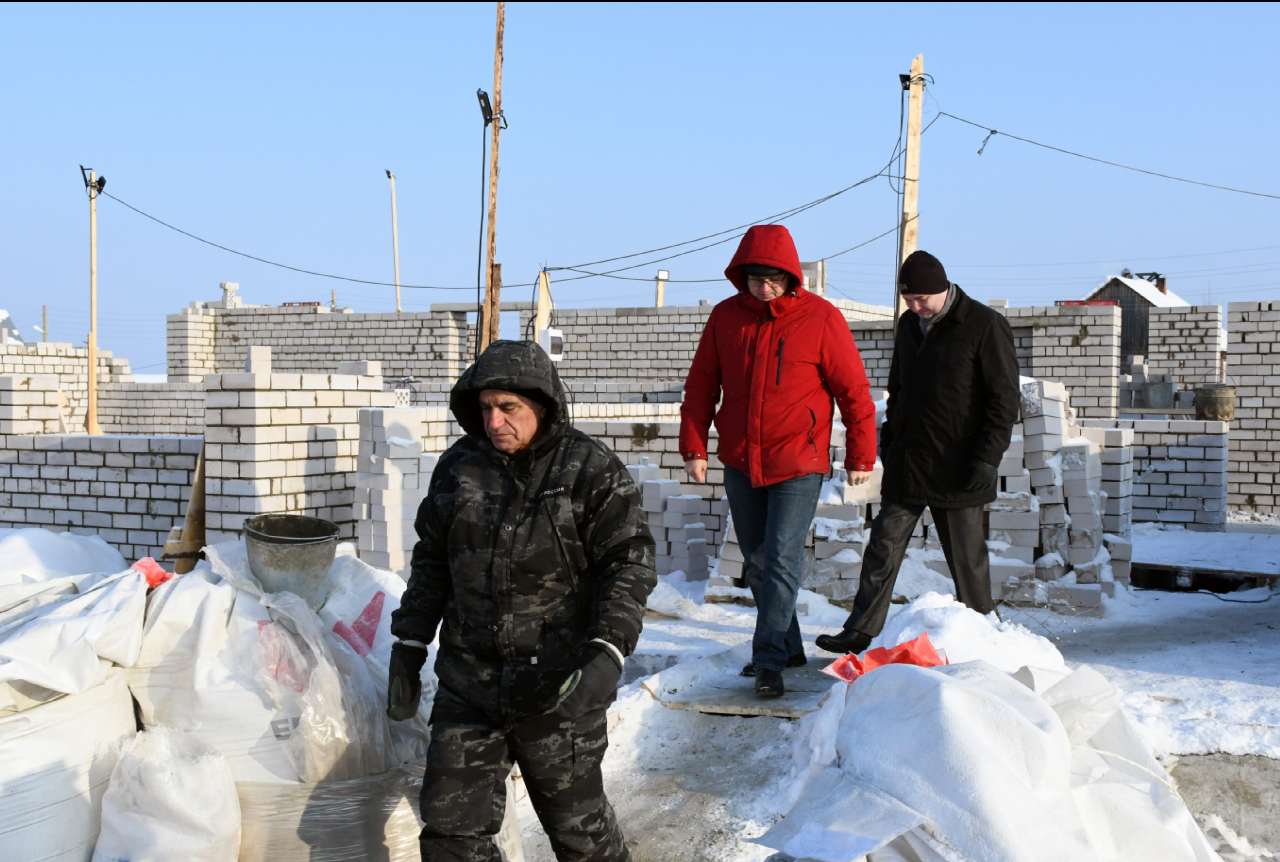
[892, 554, 956, 601]
[0, 528, 127, 585]
[875, 591, 1066, 673]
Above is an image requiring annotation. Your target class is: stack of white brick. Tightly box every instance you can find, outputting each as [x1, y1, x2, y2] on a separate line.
[0, 375, 64, 434]
[986, 419, 1037, 587]
[1079, 426, 1135, 535]
[1017, 380, 1072, 581]
[1117, 358, 1178, 409]
[354, 408, 437, 577]
[1061, 438, 1108, 583]
[203, 352, 395, 544]
[805, 508, 867, 600]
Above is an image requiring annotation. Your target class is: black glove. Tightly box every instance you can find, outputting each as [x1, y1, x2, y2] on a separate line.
[963, 459, 998, 492]
[555, 643, 623, 721]
[386, 641, 429, 721]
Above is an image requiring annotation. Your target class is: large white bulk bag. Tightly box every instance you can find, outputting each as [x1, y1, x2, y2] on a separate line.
[127, 544, 432, 784]
[91, 726, 241, 862]
[235, 769, 523, 862]
[0, 668, 136, 862]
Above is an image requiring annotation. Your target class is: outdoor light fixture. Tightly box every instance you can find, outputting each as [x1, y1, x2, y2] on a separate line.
[477, 89, 493, 126]
[657, 270, 669, 281]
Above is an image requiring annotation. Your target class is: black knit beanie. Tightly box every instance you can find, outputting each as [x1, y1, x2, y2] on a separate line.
[898, 250, 949, 295]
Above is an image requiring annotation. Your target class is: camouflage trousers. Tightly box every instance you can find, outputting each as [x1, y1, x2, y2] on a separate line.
[420, 685, 630, 862]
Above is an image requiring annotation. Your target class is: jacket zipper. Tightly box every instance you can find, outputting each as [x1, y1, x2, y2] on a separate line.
[775, 338, 785, 385]
[807, 407, 818, 453]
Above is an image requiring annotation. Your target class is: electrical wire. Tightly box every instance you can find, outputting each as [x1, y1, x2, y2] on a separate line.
[940, 112, 1280, 201]
[546, 150, 907, 282]
[100, 191, 476, 291]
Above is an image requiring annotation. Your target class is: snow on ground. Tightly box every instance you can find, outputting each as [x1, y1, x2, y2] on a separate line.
[1058, 581, 1280, 759]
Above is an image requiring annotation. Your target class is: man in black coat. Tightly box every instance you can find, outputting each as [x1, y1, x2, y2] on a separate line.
[388, 339, 656, 862]
[817, 251, 1020, 655]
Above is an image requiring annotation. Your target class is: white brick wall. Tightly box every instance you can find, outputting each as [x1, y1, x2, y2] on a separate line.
[0, 433, 202, 561]
[202, 371, 397, 544]
[1226, 301, 1280, 512]
[1147, 305, 1223, 387]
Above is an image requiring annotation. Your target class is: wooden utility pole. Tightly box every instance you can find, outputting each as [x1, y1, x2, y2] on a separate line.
[387, 170, 402, 313]
[42, 306, 47, 342]
[655, 270, 668, 308]
[86, 170, 101, 435]
[535, 269, 552, 336]
[479, 1, 505, 353]
[895, 54, 925, 331]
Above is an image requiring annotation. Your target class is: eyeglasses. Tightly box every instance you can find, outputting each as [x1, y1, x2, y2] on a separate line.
[746, 274, 788, 287]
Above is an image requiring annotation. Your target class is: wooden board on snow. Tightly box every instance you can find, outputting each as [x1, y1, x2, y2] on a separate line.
[1132, 530, 1280, 580]
[650, 661, 838, 720]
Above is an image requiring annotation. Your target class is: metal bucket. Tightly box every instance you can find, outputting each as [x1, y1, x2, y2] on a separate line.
[1194, 384, 1236, 422]
[244, 514, 340, 610]
[1141, 381, 1175, 410]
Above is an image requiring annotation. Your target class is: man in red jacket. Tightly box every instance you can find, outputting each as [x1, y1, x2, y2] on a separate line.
[681, 225, 878, 697]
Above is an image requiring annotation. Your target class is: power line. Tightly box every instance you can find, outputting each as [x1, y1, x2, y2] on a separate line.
[100, 191, 476, 291]
[939, 113, 1280, 201]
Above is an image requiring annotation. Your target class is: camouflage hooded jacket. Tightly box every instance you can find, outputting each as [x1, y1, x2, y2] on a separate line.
[390, 340, 656, 720]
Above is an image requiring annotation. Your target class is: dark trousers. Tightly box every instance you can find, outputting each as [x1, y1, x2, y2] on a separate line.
[843, 501, 996, 637]
[420, 686, 629, 862]
[723, 466, 824, 671]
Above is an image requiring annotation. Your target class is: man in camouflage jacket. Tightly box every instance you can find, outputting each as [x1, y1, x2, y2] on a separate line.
[389, 339, 656, 862]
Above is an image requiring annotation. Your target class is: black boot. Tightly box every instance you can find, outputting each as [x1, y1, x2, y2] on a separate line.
[815, 628, 873, 655]
[741, 653, 808, 677]
[754, 668, 785, 697]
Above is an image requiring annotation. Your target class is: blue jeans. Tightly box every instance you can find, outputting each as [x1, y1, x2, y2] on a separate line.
[723, 466, 823, 672]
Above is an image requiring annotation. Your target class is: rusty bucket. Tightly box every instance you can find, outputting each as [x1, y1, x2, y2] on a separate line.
[1194, 384, 1235, 422]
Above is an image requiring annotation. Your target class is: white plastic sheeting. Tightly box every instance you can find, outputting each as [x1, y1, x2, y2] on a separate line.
[0, 569, 148, 711]
[92, 727, 241, 862]
[759, 661, 1221, 862]
[0, 668, 136, 862]
[0, 528, 127, 584]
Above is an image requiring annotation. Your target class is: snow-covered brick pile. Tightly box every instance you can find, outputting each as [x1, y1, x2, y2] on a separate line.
[634, 461, 710, 579]
[354, 408, 438, 578]
[0, 374, 64, 434]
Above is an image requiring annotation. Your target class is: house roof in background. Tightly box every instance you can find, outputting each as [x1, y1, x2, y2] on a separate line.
[1086, 276, 1190, 308]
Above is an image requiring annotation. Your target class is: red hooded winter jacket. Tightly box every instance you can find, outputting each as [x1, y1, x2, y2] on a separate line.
[679, 225, 878, 487]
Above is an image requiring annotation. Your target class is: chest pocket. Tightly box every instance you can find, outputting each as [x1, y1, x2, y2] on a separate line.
[541, 493, 588, 587]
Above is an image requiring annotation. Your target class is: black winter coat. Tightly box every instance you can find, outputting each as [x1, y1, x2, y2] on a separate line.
[879, 286, 1020, 510]
[389, 340, 656, 722]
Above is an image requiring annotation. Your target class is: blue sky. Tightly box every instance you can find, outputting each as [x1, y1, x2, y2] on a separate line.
[3, 2, 1279, 373]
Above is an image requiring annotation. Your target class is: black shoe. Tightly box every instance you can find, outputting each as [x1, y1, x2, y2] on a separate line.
[754, 668, 785, 697]
[740, 653, 808, 677]
[815, 629, 874, 655]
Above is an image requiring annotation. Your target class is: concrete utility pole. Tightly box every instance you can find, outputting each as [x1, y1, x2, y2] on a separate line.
[895, 53, 924, 332]
[479, 1, 505, 352]
[655, 270, 668, 308]
[387, 170, 402, 313]
[84, 168, 102, 435]
[42, 306, 47, 342]
[535, 269, 552, 335]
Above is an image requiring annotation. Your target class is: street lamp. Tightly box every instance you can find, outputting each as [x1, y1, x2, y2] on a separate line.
[655, 270, 669, 308]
